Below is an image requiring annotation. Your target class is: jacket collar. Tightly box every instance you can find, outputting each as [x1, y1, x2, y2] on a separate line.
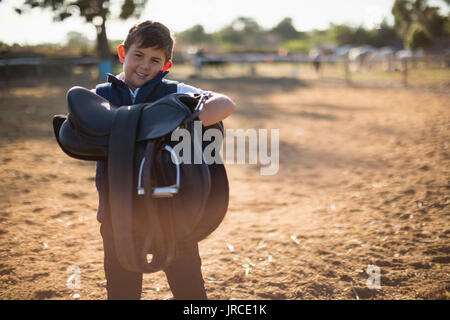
[105, 71, 170, 104]
[106, 71, 169, 87]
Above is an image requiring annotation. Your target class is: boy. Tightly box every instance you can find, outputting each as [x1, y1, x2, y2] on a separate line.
[95, 21, 235, 300]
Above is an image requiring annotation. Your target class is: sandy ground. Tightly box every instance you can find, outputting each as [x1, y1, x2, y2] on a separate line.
[0, 76, 449, 300]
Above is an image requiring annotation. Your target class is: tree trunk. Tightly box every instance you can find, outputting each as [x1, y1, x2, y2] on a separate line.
[96, 15, 110, 60]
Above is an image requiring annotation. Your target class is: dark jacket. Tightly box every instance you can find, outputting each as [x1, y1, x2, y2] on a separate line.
[95, 71, 178, 222]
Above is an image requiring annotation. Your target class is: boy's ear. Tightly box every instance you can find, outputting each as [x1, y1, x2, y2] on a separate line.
[118, 45, 126, 63]
[163, 60, 172, 72]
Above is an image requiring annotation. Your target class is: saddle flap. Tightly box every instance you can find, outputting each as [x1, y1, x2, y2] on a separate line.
[53, 115, 106, 161]
[58, 120, 109, 160]
[67, 86, 118, 138]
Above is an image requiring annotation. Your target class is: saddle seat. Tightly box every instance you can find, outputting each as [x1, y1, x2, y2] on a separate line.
[61, 87, 199, 160]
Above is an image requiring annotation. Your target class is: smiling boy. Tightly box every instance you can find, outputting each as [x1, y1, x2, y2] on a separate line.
[94, 21, 235, 300]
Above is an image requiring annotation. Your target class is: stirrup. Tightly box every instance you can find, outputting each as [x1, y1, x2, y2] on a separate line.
[137, 144, 181, 197]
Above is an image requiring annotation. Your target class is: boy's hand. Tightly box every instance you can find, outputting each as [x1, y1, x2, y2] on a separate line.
[198, 93, 236, 126]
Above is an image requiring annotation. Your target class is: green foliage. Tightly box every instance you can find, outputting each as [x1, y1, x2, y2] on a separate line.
[406, 22, 434, 50]
[392, 0, 449, 41]
[327, 22, 402, 48]
[421, 5, 449, 36]
[283, 40, 312, 54]
[232, 17, 262, 34]
[215, 17, 266, 48]
[373, 20, 404, 47]
[271, 18, 299, 41]
[66, 31, 90, 47]
[176, 25, 212, 44]
[18, 0, 146, 24]
[446, 18, 450, 35]
[109, 39, 123, 51]
[216, 25, 244, 46]
[0, 42, 95, 57]
[392, 0, 413, 35]
[183, 17, 406, 54]
[329, 24, 375, 46]
[17, 0, 148, 58]
[120, 0, 146, 20]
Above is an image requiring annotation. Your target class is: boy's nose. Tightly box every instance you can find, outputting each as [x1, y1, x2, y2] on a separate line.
[138, 60, 150, 71]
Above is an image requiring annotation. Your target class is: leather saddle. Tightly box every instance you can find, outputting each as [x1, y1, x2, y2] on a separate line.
[52, 86, 229, 273]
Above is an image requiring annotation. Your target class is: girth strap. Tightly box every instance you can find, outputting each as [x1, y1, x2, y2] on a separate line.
[108, 103, 146, 273]
[140, 141, 177, 272]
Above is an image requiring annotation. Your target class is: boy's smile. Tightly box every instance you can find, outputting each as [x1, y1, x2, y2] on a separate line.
[118, 44, 168, 92]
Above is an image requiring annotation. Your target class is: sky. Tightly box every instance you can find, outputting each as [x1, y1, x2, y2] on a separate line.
[0, 0, 448, 45]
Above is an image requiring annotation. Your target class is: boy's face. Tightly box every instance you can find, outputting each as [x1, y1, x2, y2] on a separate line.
[118, 43, 168, 91]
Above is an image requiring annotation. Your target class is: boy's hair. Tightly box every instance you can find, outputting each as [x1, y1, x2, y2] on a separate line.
[123, 21, 174, 62]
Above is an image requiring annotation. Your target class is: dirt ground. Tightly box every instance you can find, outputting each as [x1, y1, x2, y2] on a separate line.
[0, 76, 449, 300]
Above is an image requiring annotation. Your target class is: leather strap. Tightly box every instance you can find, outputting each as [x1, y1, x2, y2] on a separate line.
[108, 104, 146, 273]
[140, 141, 176, 272]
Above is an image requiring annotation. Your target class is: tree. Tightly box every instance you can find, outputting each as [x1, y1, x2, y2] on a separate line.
[328, 24, 378, 47]
[65, 31, 94, 55]
[329, 24, 359, 45]
[66, 31, 90, 47]
[371, 19, 403, 48]
[421, 5, 449, 36]
[392, 0, 414, 36]
[406, 22, 434, 50]
[231, 17, 261, 34]
[176, 25, 212, 45]
[16, 0, 148, 59]
[216, 17, 263, 47]
[392, 0, 449, 37]
[216, 25, 244, 46]
[271, 18, 299, 41]
[392, 0, 449, 51]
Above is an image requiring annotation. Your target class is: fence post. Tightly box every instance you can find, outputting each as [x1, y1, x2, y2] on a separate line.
[36, 63, 43, 78]
[402, 58, 408, 87]
[249, 64, 256, 77]
[345, 58, 351, 85]
[98, 59, 113, 80]
[4, 63, 9, 87]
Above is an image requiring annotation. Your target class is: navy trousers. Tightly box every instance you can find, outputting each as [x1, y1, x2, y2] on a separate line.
[100, 221, 207, 300]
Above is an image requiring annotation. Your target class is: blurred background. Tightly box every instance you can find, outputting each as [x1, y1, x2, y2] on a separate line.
[1, 0, 449, 88]
[0, 0, 449, 300]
